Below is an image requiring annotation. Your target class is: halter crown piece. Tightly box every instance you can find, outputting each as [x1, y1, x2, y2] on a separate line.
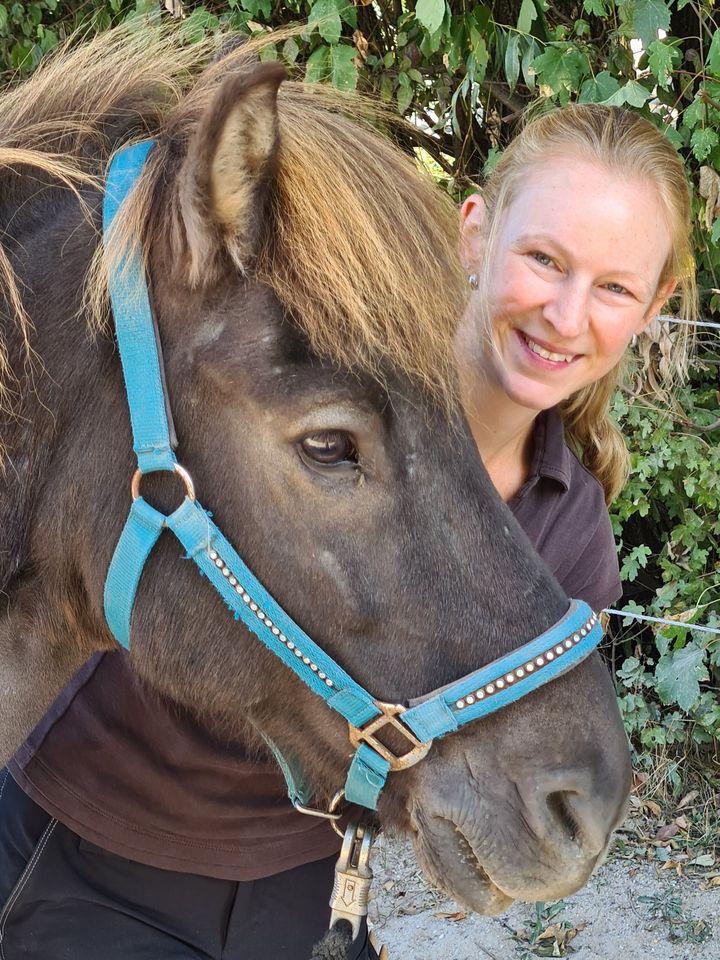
[102, 142, 604, 813]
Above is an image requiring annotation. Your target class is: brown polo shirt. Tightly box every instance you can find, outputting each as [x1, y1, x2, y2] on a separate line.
[9, 408, 621, 880]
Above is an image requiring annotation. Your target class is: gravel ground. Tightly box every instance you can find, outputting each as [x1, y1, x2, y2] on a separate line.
[367, 834, 719, 959]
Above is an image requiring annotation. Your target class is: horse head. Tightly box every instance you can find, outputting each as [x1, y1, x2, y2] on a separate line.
[0, 32, 631, 916]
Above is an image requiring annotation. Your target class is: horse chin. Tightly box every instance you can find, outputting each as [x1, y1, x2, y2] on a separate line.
[410, 818, 514, 916]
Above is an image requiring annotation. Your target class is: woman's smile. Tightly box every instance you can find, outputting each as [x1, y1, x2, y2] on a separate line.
[514, 329, 580, 368]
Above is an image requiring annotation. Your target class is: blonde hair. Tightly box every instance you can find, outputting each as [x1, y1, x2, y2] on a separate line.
[476, 104, 698, 503]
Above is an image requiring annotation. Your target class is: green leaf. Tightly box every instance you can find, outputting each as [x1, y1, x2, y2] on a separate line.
[656, 643, 709, 712]
[258, 44, 278, 63]
[711, 218, 720, 245]
[338, 0, 356, 30]
[396, 72, 413, 115]
[583, 0, 607, 14]
[647, 39, 680, 88]
[11, 39, 33, 70]
[504, 32, 520, 93]
[521, 38, 539, 90]
[532, 44, 585, 96]
[330, 44, 357, 92]
[0, 5, 8, 32]
[691, 127, 719, 162]
[517, 0, 537, 35]
[575, 18, 590, 37]
[690, 854, 716, 867]
[243, 0, 271, 17]
[483, 147, 501, 177]
[602, 79, 651, 108]
[473, 3, 491, 33]
[472, 36, 489, 83]
[708, 29, 720, 79]
[283, 37, 300, 64]
[309, 0, 342, 46]
[415, 0, 445, 35]
[620, 0, 671, 50]
[579, 70, 620, 103]
[178, 8, 219, 43]
[305, 43, 330, 84]
[620, 544, 652, 582]
[39, 26, 57, 53]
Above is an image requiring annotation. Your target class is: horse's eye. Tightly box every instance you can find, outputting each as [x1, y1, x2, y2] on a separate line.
[299, 431, 357, 466]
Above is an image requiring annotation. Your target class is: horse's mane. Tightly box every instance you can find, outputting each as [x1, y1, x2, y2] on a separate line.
[0, 27, 466, 433]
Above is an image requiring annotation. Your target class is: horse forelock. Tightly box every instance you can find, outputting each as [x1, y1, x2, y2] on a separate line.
[0, 24, 468, 466]
[257, 93, 467, 409]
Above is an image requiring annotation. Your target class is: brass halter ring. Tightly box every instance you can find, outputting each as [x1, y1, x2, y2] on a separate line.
[131, 463, 196, 503]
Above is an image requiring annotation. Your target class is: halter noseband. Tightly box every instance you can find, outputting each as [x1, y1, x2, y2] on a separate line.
[102, 142, 603, 812]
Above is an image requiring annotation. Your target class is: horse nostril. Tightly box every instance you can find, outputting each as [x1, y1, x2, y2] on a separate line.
[543, 789, 611, 857]
[546, 791, 581, 844]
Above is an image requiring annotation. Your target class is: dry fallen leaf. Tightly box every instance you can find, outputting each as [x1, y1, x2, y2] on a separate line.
[633, 770, 650, 788]
[433, 910, 467, 922]
[699, 165, 720, 230]
[643, 799, 663, 818]
[676, 790, 699, 810]
[353, 31, 369, 61]
[654, 822, 680, 842]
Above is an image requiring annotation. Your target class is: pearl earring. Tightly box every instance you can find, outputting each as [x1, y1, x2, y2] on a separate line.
[468, 274, 478, 290]
[630, 333, 638, 348]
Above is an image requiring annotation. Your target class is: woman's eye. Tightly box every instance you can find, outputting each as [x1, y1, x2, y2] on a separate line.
[299, 431, 357, 466]
[604, 282, 629, 296]
[532, 251, 554, 267]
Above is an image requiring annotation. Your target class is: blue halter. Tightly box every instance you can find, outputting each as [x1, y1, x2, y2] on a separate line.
[102, 141, 603, 812]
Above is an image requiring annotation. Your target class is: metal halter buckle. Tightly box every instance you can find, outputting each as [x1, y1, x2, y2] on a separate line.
[349, 701, 432, 772]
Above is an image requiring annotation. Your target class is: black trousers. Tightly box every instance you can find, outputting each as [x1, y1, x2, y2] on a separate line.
[0, 769, 337, 959]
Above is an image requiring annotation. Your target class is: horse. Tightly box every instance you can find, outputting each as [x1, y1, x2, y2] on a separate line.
[0, 26, 630, 932]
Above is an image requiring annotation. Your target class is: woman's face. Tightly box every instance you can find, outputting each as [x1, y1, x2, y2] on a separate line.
[462, 155, 676, 412]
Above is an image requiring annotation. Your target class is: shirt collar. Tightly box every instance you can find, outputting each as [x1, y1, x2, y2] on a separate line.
[528, 407, 572, 492]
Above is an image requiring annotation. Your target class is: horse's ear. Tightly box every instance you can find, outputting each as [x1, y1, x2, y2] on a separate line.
[175, 61, 286, 286]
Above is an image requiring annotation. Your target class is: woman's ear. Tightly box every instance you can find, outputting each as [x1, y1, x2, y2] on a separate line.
[459, 193, 487, 274]
[639, 277, 678, 331]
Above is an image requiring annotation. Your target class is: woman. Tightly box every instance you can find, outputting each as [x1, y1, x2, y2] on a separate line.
[0, 103, 696, 958]
[456, 104, 695, 609]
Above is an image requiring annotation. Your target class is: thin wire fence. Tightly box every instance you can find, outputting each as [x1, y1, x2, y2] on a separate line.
[608, 314, 719, 638]
[662, 316, 720, 330]
[602, 608, 720, 637]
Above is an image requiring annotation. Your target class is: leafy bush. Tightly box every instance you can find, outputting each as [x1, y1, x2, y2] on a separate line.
[611, 360, 719, 772]
[1, 0, 718, 773]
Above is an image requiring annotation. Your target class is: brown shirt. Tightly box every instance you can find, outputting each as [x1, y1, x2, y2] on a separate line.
[10, 409, 621, 880]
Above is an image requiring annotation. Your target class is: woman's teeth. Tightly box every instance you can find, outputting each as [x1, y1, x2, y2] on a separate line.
[522, 333, 574, 363]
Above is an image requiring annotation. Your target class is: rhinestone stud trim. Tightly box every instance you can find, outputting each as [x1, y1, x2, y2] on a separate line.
[453, 614, 597, 712]
[207, 547, 334, 689]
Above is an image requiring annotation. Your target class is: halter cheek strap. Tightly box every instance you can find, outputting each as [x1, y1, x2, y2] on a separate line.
[102, 141, 603, 812]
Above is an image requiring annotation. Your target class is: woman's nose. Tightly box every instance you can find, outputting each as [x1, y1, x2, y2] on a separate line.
[542, 278, 590, 340]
